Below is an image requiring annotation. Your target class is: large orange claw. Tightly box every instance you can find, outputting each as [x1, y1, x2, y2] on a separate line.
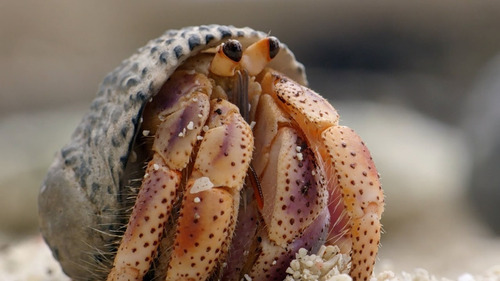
[257, 70, 384, 281]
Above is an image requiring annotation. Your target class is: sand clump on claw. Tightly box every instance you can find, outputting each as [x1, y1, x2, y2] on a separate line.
[284, 246, 500, 281]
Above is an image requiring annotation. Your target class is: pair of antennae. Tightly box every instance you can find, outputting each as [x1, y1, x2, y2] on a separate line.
[232, 70, 264, 210]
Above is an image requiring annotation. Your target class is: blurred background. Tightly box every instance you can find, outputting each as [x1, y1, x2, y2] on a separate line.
[1, 0, 500, 279]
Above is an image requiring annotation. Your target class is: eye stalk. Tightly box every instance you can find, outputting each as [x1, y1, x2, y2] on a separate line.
[209, 37, 281, 77]
[240, 37, 280, 76]
[210, 40, 242, 76]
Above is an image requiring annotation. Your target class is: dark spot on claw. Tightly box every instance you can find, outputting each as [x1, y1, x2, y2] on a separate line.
[222, 40, 242, 62]
[300, 185, 309, 195]
[268, 37, 280, 59]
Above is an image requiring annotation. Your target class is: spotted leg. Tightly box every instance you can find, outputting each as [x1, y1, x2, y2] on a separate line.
[165, 99, 253, 280]
[106, 72, 212, 281]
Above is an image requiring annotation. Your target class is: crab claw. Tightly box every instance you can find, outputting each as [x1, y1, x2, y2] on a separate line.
[241, 82, 329, 280]
[258, 69, 384, 281]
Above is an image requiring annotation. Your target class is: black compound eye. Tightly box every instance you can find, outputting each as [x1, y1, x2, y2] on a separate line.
[222, 40, 243, 62]
[268, 36, 280, 59]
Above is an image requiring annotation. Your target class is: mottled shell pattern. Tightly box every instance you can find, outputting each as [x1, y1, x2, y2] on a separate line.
[38, 25, 306, 279]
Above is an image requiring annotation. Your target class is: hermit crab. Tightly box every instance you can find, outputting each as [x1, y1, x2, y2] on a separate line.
[39, 25, 384, 281]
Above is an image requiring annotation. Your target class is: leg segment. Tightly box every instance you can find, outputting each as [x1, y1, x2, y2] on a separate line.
[107, 155, 180, 280]
[321, 126, 383, 281]
[107, 73, 211, 281]
[165, 99, 253, 280]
